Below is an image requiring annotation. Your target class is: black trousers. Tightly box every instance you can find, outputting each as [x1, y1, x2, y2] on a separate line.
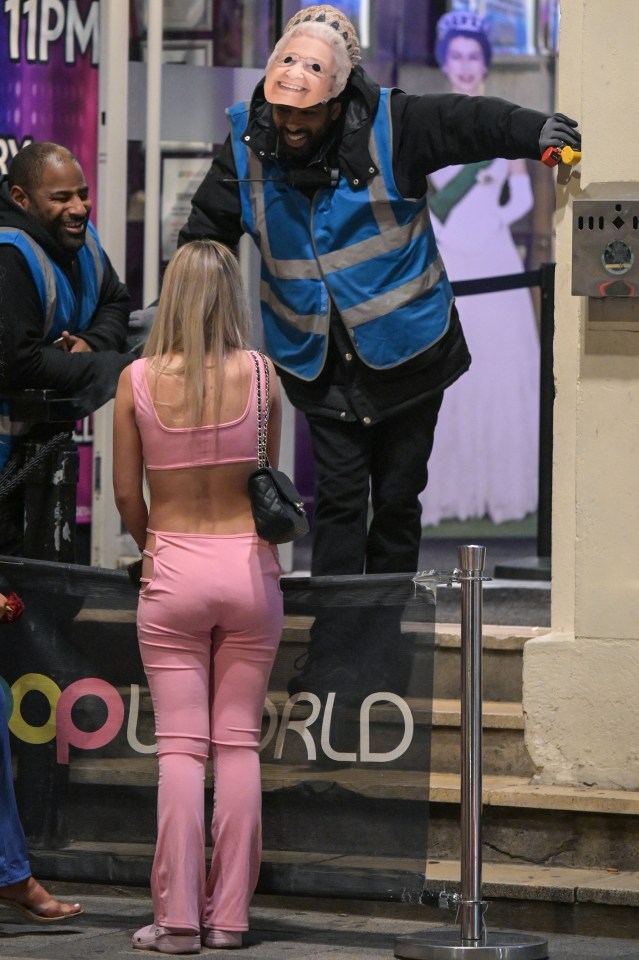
[306, 393, 443, 577]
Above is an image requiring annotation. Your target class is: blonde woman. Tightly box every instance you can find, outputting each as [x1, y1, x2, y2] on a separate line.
[113, 240, 283, 954]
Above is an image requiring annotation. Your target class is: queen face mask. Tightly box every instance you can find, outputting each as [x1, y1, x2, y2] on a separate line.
[264, 34, 337, 108]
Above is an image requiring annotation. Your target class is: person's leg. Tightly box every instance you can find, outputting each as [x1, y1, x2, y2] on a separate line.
[0, 685, 30, 887]
[203, 538, 283, 935]
[306, 416, 372, 576]
[288, 417, 373, 699]
[0, 686, 81, 920]
[367, 394, 443, 574]
[345, 396, 442, 697]
[136, 533, 213, 938]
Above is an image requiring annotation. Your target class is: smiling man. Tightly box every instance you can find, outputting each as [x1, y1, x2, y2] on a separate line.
[177, 5, 580, 696]
[0, 141, 132, 554]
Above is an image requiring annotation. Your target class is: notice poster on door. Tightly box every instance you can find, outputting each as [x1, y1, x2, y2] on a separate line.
[161, 155, 215, 261]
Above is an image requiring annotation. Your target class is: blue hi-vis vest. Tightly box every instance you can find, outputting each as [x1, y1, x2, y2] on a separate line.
[228, 88, 453, 380]
[0, 222, 105, 470]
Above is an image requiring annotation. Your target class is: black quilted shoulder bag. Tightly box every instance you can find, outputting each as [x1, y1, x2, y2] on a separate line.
[247, 351, 309, 544]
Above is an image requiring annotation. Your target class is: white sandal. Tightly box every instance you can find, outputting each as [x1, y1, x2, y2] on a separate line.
[202, 928, 242, 949]
[132, 923, 201, 954]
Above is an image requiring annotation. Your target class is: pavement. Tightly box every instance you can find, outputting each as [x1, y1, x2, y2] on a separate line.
[0, 885, 638, 959]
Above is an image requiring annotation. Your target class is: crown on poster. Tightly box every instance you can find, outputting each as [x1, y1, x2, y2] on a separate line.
[436, 10, 490, 43]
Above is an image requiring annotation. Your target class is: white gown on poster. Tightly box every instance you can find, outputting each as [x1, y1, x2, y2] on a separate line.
[420, 159, 540, 525]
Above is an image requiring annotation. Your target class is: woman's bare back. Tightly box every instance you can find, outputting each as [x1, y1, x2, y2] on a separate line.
[144, 349, 258, 534]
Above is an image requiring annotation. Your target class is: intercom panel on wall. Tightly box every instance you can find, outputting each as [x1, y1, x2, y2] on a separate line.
[573, 193, 639, 298]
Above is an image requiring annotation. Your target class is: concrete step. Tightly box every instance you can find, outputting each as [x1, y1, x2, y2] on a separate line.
[429, 622, 545, 702]
[70, 692, 534, 777]
[272, 617, 546, 703]
[262, 693, 533, 777]
[27, 841, 639, 936]
[71, 608, 542, 703]
[62, 758, 639, 870]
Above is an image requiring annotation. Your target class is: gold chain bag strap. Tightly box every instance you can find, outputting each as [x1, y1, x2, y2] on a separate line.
[247, 351, 309, 544]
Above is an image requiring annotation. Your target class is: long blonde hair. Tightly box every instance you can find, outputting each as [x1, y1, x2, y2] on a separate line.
[143, 240, 252, 425]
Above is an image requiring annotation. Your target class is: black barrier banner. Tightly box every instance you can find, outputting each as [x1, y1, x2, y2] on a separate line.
[0, 558, 437, 901]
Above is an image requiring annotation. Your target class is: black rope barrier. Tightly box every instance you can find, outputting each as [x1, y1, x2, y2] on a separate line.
[450, 262, 555, 579]
[451, 268, 542, 298]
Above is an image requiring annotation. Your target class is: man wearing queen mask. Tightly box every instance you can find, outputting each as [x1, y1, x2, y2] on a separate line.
[179, 5, 580, 696]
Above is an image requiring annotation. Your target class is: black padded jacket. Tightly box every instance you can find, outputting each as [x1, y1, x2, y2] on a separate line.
[0, 178, 132, 418]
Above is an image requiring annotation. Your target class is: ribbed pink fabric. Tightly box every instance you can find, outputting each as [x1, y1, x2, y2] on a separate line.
[129, 353, 262, 470]
[137, 531, 283, 931]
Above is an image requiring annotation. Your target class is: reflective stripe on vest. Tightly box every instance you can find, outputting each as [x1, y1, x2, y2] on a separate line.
[0, 221, 105, 342]
[0, 405, 29, 471]
[0, 228, 57, 337]
[228, 89, 453, 379]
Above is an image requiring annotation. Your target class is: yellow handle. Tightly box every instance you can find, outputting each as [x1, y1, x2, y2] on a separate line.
[560, 145, 582, 165]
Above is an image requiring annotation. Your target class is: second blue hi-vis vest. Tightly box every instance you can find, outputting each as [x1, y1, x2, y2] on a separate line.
[228, 88, 454, 380]
[0, 221, 105, 470]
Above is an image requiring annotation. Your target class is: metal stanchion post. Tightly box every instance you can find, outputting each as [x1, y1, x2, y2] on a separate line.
[460, 544, 484, 945]
[394, 546, 549, 960]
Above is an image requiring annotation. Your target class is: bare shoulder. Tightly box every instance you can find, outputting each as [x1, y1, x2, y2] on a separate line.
[117, 361, 134, 393]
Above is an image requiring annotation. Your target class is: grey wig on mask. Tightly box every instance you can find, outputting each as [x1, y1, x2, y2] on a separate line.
[265, 21, 353, 101]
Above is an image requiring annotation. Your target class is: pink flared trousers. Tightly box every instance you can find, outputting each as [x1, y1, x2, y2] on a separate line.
[137, 531, 283, 933]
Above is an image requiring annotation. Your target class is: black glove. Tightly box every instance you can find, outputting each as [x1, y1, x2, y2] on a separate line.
[126, 305, 157, 357]
[71, 352, 134, 418]
[539, 113, 581, 154]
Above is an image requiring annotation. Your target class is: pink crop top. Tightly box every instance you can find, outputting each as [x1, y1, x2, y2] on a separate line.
[129, 353, 260, 470]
